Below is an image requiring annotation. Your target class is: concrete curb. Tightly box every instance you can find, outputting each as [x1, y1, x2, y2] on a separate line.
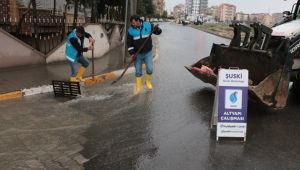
[0, 47, 160, 102]
[0, 91, 23, 101]
[81, 46, 160, 87]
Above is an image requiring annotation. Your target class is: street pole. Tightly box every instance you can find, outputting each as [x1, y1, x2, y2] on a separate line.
[123, 0, 129, 67]
[92, 48, 95, 80]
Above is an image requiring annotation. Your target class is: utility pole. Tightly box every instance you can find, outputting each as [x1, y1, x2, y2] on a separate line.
[123, 0, 137, 66]
[123, 0, 129, 66]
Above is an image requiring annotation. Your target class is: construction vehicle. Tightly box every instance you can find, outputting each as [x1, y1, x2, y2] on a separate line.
[186, 0, 300, 108]
[194, 16, 204, 25]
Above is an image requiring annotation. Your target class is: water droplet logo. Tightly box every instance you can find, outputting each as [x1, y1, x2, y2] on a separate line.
[230, 92, 238, 103]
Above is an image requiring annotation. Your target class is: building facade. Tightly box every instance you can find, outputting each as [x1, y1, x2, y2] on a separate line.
[250, 13, 273, 26]
[185, 0, 208, 16]
[206, 5, 219, 21]
[236, 12, 250, 23]
[218, 3, 236, 22]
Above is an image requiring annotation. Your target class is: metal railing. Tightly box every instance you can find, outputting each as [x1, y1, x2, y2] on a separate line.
[0, 16, 125, 55]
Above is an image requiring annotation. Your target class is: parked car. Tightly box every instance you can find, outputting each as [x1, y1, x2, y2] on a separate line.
[182, 20, 190, 25]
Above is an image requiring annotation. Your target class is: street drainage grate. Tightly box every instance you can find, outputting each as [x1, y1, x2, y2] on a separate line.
[52, 80, 81, 97]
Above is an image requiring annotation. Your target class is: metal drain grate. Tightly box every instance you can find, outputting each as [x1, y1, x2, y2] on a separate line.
[52, 80, 81, 97]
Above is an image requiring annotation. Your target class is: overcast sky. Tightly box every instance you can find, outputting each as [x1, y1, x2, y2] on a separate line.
[166, 0, 296, 14]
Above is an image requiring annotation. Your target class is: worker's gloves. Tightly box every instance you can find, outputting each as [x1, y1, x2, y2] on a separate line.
[131, 55, 136, 61]
[153, 24, 162, 35]
[88, 45, 94, 50]
[88, 37, 95, 51]
[89, 37, 95, 46]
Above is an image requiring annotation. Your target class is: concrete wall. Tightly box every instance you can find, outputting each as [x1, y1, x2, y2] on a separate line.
[0, 29, 45, 69]
[110, 25, 122, 49]
[46, 24, 110, 63]
[0, 24, 123, 68]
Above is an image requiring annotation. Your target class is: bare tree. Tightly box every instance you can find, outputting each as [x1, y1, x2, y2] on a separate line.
[31, 0, 39, 50]
[73, 0, 78, 27]
[53, 0, 56, 18]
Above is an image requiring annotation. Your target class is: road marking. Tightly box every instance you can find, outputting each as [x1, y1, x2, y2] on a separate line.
[0, 91, 23, 101]
[84, 72, 116, 86]
[22, 85, 53, 96]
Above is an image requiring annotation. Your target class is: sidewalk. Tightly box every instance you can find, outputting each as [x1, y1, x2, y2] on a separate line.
[0, 45, 124, 94]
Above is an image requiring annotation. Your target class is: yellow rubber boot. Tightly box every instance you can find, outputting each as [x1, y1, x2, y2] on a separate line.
[70, 76, 78, 82]
[145, 74, 153, 90]
[76, 66, 86, 82]
[135, 77, 143, 94]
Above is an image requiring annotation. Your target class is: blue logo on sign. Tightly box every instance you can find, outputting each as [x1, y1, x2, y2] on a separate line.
[230, 92, 238, 103]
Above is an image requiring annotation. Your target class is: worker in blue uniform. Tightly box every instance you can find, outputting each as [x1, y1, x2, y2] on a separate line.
[65, 26, 95, 82]
[127, 15, 162, 93]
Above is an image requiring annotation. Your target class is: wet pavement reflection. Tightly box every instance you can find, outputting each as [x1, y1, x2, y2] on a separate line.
[1, 23, 300, 169]
[80, 23, 300, 169]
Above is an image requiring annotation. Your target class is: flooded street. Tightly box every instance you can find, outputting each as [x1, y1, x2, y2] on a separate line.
[1, 23, 300, 169]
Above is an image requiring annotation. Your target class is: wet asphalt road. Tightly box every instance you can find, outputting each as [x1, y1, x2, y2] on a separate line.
[74, 23, 300, 169]
[1, 23, 300, 169]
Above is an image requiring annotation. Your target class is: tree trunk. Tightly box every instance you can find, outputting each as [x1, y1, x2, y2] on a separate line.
[130, 0, 137, 17]
[32, 0, 37, 31]
[73, 0, 78, 27]
[91, 5, 96, 23]
[32, 0, 39, 50]
[53, 0, 56, 18]
[62, 4, 68, 41]
[83, 6, 87, 19]
[16, 1, 32, 35]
